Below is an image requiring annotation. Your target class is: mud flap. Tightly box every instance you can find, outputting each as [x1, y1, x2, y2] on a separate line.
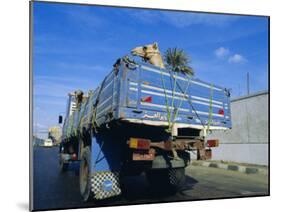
[90, 136, 122, 200]
[91, 171, 121, 200]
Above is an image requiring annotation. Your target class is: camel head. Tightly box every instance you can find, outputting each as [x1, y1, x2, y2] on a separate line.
[131, 42, 165, 68]
[131, 42, 160, 58]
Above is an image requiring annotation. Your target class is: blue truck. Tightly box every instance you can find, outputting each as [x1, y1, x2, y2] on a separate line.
[58, 56, 231, 201]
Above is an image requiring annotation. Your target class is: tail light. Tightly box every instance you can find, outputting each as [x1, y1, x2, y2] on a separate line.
[207, 139, 219, 147]
[218, 109, 224, 115]
[128, 138, 151, 150]
[141, 96, 152, 103]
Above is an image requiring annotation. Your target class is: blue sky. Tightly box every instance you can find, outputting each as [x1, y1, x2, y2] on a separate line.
[33, 2, 268, 137]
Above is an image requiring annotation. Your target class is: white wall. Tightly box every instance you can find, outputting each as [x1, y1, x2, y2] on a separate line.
[207, 91, 269, 165]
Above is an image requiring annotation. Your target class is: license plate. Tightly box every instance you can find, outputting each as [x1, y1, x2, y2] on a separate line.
[132, 151, 155, 161]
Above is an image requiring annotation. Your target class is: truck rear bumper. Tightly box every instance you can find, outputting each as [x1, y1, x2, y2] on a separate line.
[122, 118, 230, 131]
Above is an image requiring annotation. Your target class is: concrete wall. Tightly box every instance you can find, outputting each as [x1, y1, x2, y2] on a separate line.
[207, 91, 269, 165]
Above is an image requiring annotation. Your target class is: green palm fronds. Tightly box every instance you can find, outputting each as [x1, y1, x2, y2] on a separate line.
[164, 47, 194, 76]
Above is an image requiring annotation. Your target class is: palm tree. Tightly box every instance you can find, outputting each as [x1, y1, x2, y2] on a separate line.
[164, 47, 194, 76]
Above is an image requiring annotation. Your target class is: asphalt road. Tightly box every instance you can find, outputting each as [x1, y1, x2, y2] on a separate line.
[32, 146, 269, 211]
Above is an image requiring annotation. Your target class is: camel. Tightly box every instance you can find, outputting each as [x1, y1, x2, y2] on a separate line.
[131, 42, 165, 69]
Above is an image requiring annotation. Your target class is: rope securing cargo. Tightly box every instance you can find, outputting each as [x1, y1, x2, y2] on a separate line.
[159, 67, 172, 132]
[159, 67, 215, 148]
[160, 68, 203, 135]
[170, 73, 192, 130]
[206, 84, 214, 135]
[91, 76, 108, 132]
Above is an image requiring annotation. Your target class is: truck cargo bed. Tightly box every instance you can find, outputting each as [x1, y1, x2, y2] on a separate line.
[63, 57, 231, 138]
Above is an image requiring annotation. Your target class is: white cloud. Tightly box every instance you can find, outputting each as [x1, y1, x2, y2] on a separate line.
[214, 47, 230, 58]
[228, 54, 247, 64]
[214, 47, 248, 64]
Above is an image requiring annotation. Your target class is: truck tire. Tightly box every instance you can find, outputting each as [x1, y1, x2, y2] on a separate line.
[146, 168, 185, 191]
[59, 145, 68, 172]
[79, 146, 94, 201]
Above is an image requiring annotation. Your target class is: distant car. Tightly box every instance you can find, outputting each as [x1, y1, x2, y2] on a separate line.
[44, 139, 53, 147]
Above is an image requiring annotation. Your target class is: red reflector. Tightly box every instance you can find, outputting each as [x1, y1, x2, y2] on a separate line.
[141, 96, 152, 103]
[71, 153, 77, 160]
[207, 139, 219, 147]
[218, 109, 224, 115]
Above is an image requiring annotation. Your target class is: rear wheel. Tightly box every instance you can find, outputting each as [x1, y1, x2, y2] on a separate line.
[79, 146, 94, 201]
[59, 158, 69, 172]
[146, 168, 185, 191]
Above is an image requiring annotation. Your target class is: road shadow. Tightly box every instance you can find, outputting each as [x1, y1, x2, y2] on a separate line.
[177, 175, 199, 196]
[94, 173, 199, 207]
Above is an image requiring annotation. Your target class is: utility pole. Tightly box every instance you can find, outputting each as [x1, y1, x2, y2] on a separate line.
[247, 72, 250, 95]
